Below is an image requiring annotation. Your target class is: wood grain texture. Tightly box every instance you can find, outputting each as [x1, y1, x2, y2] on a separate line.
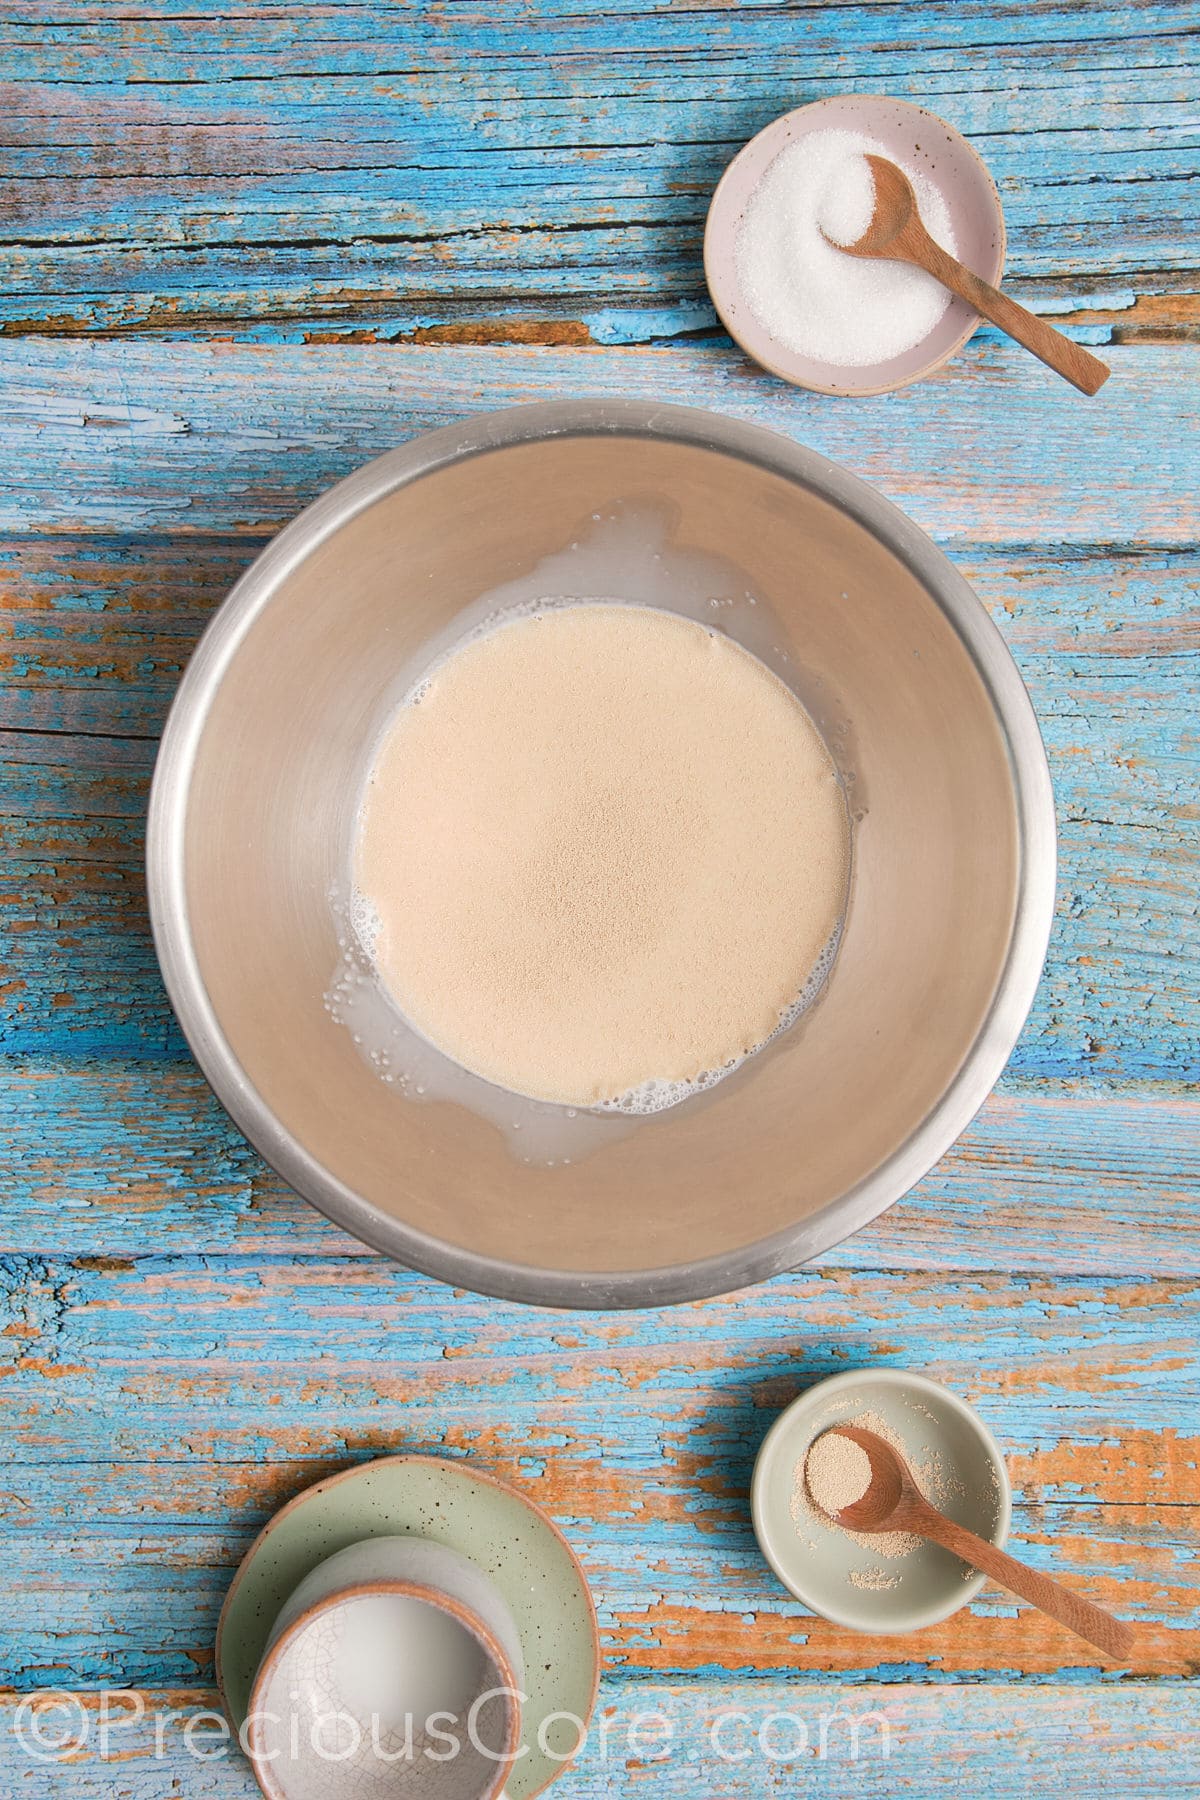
[6, 535, 1198, 737]
[5, 1482, 1195, 1685]
[2, 340, 1197, 544]
[5, 650, 1196, 1075]
[1, 1, 1197, 1789]
[1, 1684, 1196, 1798]
[2, 760, 1195, 1077]
[0, 1258, 1197, 1685]
[1, 2, 1197, 341]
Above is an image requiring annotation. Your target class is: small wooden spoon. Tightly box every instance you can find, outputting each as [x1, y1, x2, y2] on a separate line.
[834, 154, 1110, 396]
[826, 1426, 1134, 1660]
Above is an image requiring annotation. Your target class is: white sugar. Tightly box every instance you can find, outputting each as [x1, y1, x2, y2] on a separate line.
[736, 127, 959, 368]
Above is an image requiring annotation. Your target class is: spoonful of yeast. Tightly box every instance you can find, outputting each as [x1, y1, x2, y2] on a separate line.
[829, 153, 1110, 396]
[817, 1425, 1134, 1660]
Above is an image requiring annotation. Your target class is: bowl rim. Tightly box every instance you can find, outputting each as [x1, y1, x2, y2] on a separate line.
[749, 1367, 1013, 1634]
[147, 398, 1056, 1309]
[245, 1575, 522, 1800]
[703, 94, 1008, 397]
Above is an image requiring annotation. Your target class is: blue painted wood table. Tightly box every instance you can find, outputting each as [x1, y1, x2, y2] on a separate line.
[1, 4, 1197, 1793]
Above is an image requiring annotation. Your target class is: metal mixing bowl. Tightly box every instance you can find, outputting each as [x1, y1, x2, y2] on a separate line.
[147, 400, 1055, 1308]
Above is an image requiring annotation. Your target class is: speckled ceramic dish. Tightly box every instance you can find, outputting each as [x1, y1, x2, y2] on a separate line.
[751, 1368, 1011, 1634]
[217, 1456, 600, 1798]
[704, 95, 1006, 396]
[246, 1536, 525, 1800]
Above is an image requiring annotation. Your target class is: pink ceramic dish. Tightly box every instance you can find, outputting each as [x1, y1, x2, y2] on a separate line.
[704, 94, 1006, 397]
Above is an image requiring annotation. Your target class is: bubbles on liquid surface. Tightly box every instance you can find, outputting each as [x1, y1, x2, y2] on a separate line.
[598, 924, 842, 1115]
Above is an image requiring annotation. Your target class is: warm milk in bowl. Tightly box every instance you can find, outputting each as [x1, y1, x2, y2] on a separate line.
[147, 400, 1055, 1308]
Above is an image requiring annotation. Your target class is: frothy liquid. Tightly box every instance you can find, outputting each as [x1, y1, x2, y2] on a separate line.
[354, 603, 849, 1109]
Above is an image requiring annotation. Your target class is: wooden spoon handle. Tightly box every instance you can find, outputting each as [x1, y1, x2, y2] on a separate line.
[916, 236, 1110, 397]
[914, 1503, 1134, 1660]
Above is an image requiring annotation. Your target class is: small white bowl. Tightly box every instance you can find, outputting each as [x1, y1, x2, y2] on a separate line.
[246, 1536, 524, 1800]
[751, 1368, 1011, 1635]
[704, 94, 1006, 396]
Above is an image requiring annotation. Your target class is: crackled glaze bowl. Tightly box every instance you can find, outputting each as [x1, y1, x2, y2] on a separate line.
[245, 1536, 524, 1800]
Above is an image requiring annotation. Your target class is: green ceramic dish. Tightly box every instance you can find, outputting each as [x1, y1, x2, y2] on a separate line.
[217, 1455, 600, 1797]
[751, 1368, 1011, 1635]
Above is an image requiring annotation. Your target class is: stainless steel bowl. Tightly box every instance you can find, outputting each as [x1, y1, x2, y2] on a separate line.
[147, 400, 1055, 1308]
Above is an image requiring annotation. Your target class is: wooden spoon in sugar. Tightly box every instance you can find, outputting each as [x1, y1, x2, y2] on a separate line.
[830, 153, 1110, 396]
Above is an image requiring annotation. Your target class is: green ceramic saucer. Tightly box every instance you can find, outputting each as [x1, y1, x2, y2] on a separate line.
[217, 1455, 600, 1798]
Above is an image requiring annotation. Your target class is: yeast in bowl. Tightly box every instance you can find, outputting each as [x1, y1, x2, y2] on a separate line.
[147, 401, 1055, 1308]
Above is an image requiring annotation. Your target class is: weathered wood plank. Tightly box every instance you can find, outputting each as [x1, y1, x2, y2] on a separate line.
[4, 525, 1196, 1079]
[1, 1254, 1196, 1450]
[4, 1064, 1198, 1275]
[0, 3, 1195, 1788]
[0, 341, 1196, 545]
[4, 1436, 1194, 1543]
[4, 286, 1187, 350]
[0, 1500, 1196, 1689]
[1, 1683, 1196, 1798]
[0, 361, 1197, 1072]
[1, 3, 1196, 338]
[3, 406, 1196, 1075]
[0, 533, 254, 739]
[0, 1416, 1196, 1680]
[6, 546, 1195, 839]
[0, 1284, 1197, 1680]
[9, 0, 1193, 84]
[1, 827, 1194, 1077]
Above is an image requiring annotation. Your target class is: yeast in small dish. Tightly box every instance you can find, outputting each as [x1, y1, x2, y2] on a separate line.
[353, 602, 849, 1112]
